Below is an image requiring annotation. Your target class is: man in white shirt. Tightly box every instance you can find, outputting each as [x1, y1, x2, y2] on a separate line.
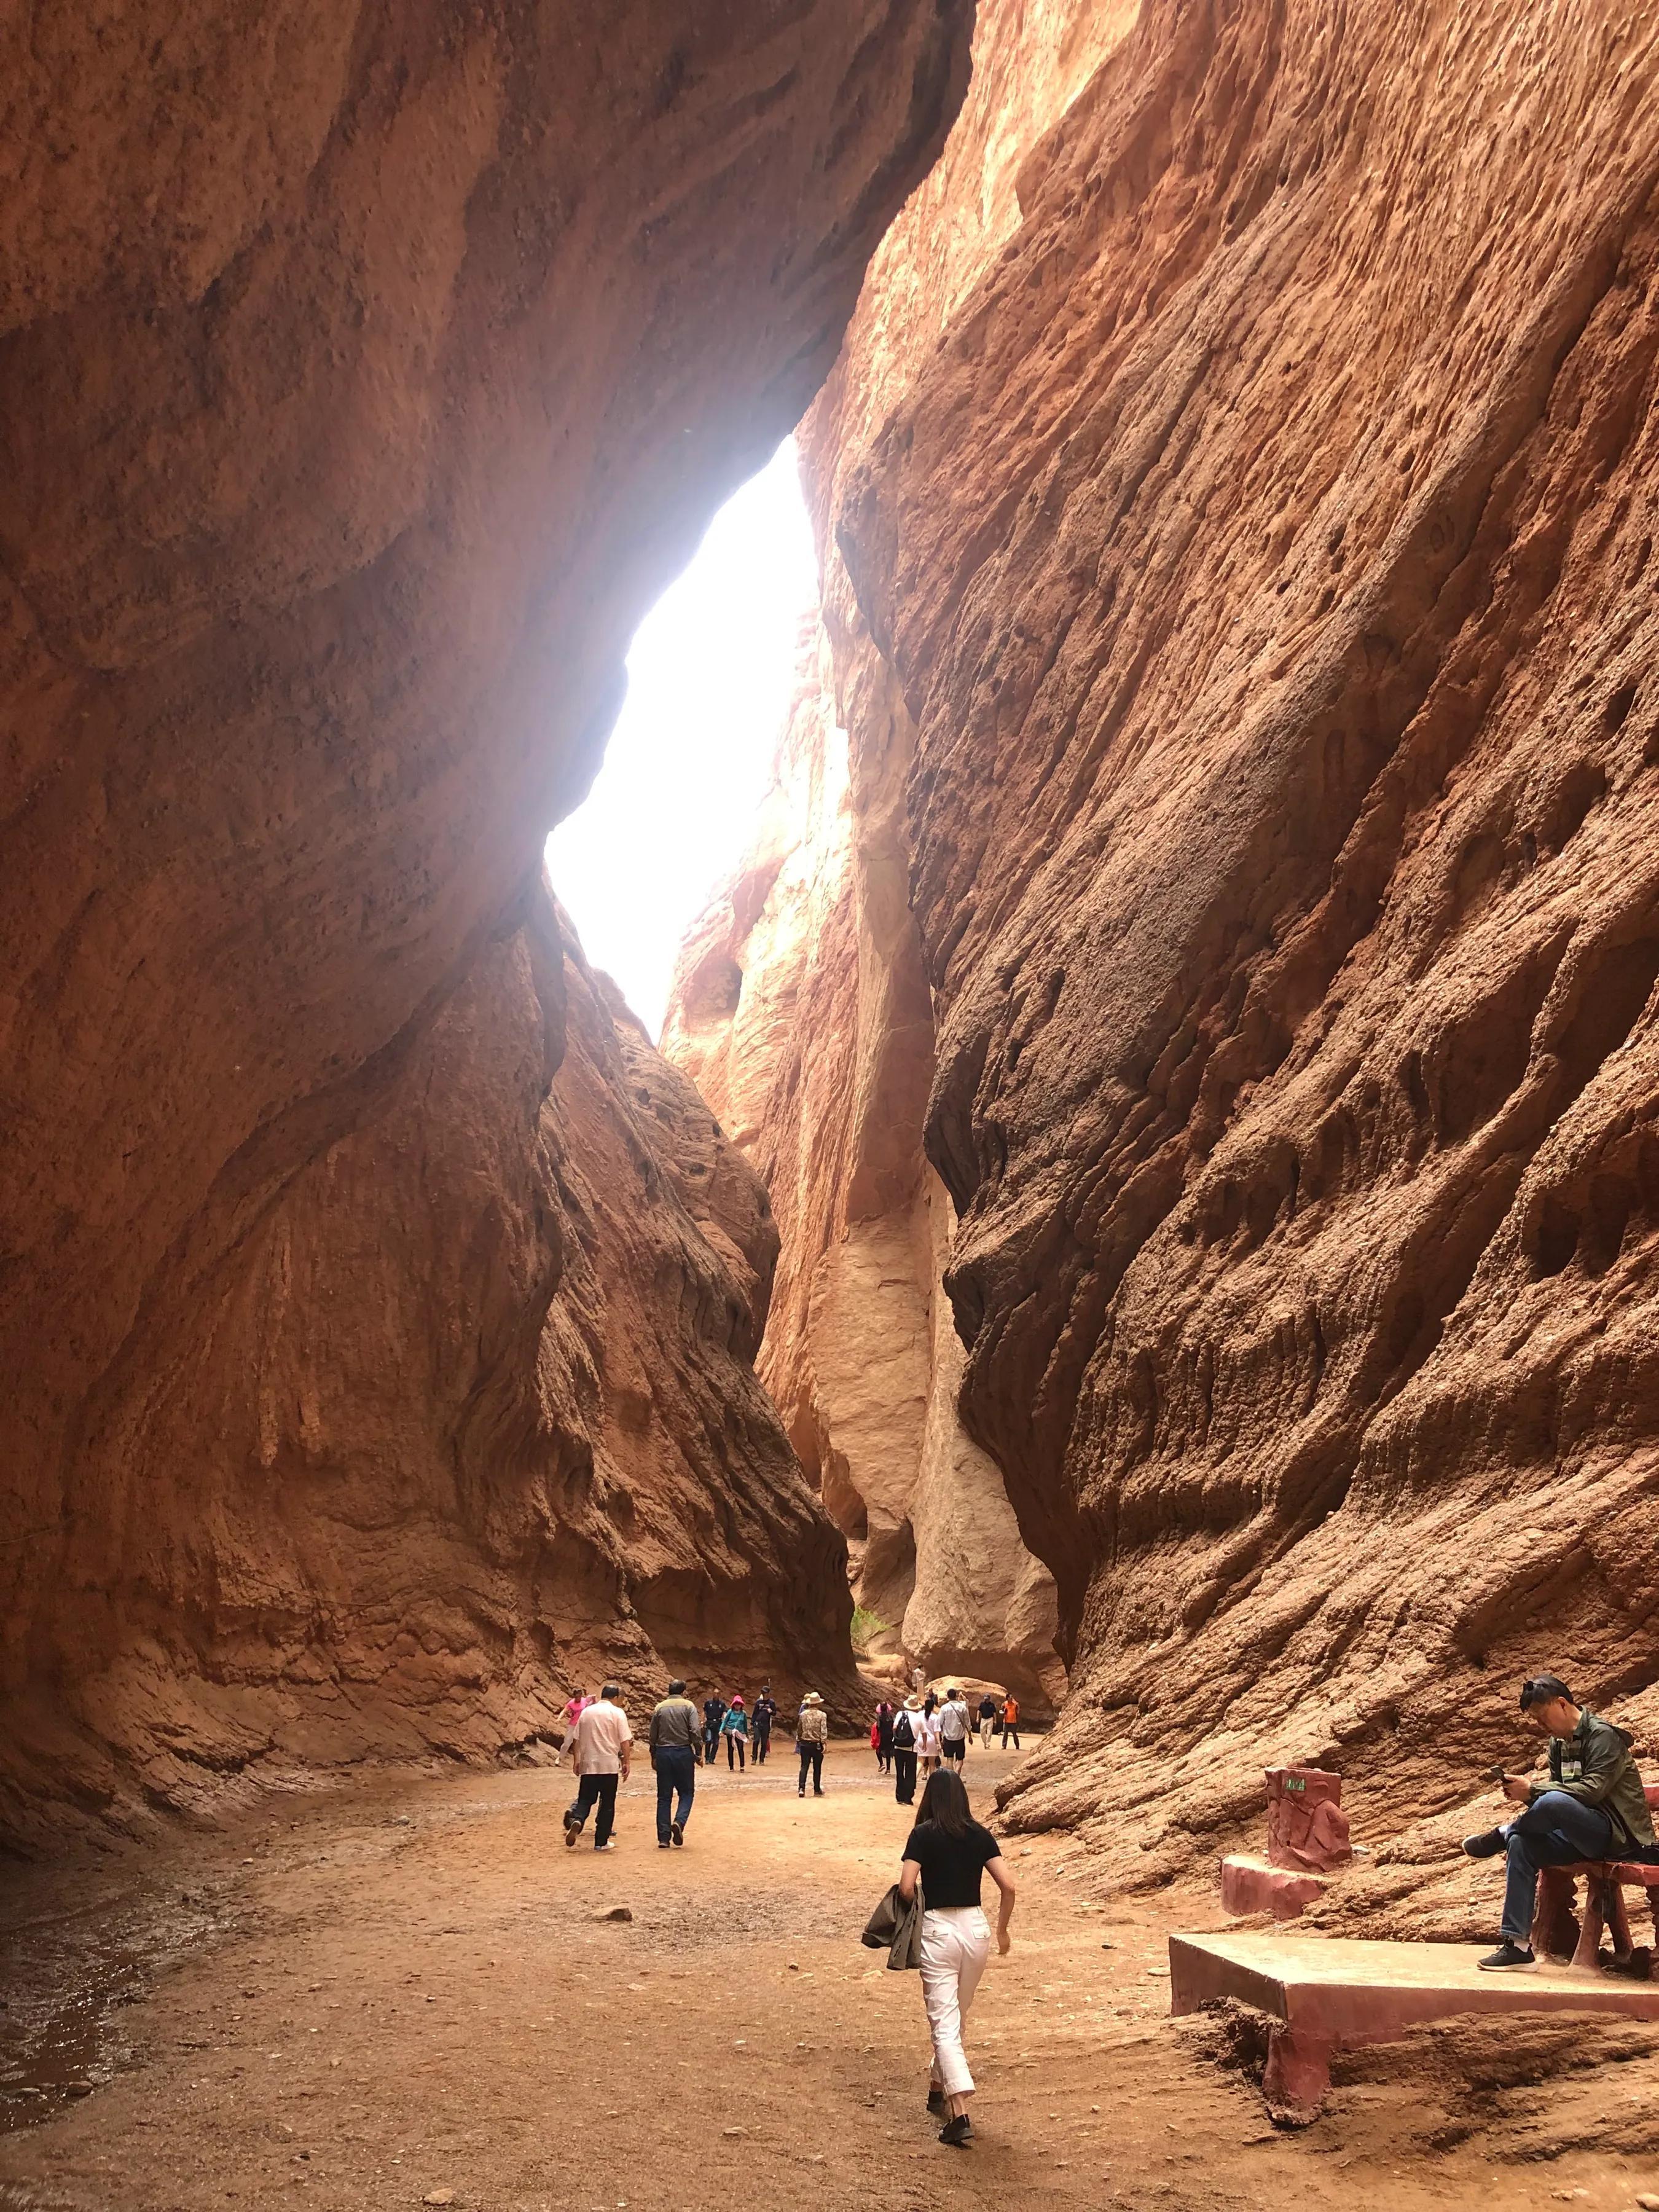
[564, 1684, 633, 1851]
[938, 1689, 971, 1767]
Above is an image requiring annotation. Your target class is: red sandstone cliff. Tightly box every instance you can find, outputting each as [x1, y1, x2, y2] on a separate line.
[665, 617, 1067, 1707]
[724, 0, 1659, 1900]
[0, 1, 971, 1845]
[2, 887, 857, 1846]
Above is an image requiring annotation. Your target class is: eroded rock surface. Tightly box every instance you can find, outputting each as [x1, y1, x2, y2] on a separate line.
[0, 0, 971, 1843]
[747, 0, 1659, 1876]
[1, 888, 858, 1845]
[664, 618, 1068, 1710]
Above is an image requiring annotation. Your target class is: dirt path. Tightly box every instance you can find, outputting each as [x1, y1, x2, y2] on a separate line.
[3, 1743, 1657, 2211]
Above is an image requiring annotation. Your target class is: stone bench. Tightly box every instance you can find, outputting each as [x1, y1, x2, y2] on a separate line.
[1170, 1929, 1659, 2121]
[1533, 1781, 1659, 1972]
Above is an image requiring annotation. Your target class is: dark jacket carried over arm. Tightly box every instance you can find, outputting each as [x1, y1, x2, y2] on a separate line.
[1532, 1709, 1657, 1850]
[861, 1881, 924, 1970]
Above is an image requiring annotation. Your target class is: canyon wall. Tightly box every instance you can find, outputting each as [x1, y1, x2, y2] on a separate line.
[664, 0, 1144, 1711]
[664, 616, 1067, 1706]
[2, 885, 858, 1848]
[0, 0, 971, 1846]
[730, 0, 1659, 1891]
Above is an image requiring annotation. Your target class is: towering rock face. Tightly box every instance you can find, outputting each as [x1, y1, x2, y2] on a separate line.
[717, 0, 1659, 1876]
[0, 0, 972, 1844]
[2, 886, 857, 1847]
[664, 1, 1143, 1710]
[664, 613, 1069, 1711]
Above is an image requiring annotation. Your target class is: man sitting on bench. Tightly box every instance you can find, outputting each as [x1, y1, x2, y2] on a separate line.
[1463, 1673, 1657, 1971]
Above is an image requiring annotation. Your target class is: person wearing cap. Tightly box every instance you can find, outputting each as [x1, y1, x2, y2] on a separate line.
[751, 1685, 778, 1765]
[701, 1690, 728, 1768]
[892, 1695, 920, 1805]
[721, 1694, 751, 1771]
[796, 1690, 829, 1797]
[1462, 1672, 1658, 1970]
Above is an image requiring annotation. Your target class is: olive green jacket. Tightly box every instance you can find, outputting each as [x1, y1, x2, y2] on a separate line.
[1531, 1708, 1656, 1851]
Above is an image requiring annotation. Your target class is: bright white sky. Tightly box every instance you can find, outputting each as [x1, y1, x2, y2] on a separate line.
[546, 439, 818, 1041]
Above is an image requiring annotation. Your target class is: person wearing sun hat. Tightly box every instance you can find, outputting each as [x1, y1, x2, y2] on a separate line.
[796, 1690, 829, 1797]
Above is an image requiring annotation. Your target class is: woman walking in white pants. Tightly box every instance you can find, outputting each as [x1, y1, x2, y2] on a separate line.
[896, 1768, 1016, 2147]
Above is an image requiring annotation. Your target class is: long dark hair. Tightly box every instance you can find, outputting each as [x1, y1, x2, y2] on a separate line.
[917, 1766, 972, 1837]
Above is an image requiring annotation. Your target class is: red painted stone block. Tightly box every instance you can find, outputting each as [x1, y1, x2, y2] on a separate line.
[1266, 1766, 1352, 1872]
[1221, 1853, 1332, 1920]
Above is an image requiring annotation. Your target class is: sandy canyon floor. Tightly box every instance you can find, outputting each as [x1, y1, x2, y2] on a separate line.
[2, 1744, 1657, 2211]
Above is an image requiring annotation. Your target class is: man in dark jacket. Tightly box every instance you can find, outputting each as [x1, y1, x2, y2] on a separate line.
[751, 1687, 778, 1765]
[1463, 1673, 1657, 1971]
[702, 1693, 728, 1768]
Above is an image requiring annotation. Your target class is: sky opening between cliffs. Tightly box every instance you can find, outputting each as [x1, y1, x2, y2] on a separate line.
[545, 437, 818, 1041]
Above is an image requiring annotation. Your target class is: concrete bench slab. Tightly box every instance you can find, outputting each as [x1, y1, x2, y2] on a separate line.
[1169, 1929, 1659, 2120]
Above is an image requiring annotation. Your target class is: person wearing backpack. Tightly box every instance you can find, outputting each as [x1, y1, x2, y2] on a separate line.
[893, 1695, 920, 1805]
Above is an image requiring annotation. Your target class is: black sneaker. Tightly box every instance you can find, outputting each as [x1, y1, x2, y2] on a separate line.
[1477, 1941, 1535, 1971]
[926, 2090, 945, 2117]
[670, 1820, 684, 1847]
[1462, 1828, 1507, 1860]
[658, 1840, 671, 1849]
[938, 2115, 973, 2148]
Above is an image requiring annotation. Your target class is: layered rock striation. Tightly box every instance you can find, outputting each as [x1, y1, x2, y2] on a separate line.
[665, 608, 1068, 1712]
[0, 0, 971, 1845]
[2, 886, 857, 1846]
[718, 0, 1659, 1883]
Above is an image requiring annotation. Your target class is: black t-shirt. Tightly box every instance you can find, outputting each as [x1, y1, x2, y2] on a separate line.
[901, 1818, 1002, 1909]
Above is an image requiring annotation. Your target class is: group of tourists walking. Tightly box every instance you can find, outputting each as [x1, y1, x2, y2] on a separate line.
[555, 1655, 1659, 2157]
[556, 1669, 1035, 2154]
[871, 1688, 1021, 1805]
[556, 1679, 834, 1850]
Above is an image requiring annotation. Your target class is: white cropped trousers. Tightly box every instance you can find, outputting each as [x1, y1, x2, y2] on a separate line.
[919, 1905, 992, 2098]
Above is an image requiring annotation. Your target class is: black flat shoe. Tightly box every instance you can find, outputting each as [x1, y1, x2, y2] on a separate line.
[938, 2115, 973, 2148]
[1462, 1828, 1507, 1859]
[926, 2090, 945, 2117]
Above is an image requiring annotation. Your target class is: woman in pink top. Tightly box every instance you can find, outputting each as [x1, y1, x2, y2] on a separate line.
[556, 1687, 591, 1768]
